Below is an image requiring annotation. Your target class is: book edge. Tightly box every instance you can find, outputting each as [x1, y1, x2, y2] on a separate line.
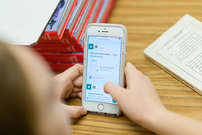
[143, 52, 202, 96]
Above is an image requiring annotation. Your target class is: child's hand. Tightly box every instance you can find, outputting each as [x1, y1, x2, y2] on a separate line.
[53, 64, 87, 118]
[104, 62, 166, 125]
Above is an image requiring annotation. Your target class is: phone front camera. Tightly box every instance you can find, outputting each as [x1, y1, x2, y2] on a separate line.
[98, 30, 100, 32]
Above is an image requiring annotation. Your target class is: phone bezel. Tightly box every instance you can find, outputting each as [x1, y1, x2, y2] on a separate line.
[82, 23, 127, 116]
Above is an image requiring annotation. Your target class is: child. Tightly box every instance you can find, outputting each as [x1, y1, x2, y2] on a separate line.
[0, 42, 202, 135]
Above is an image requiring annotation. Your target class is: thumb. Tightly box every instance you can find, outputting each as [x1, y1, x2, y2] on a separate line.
[104, 82, 125, 103]
[62, 104, 87, 118]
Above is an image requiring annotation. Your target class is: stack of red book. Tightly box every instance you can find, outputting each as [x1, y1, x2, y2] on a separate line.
[32, 0, 116, 72]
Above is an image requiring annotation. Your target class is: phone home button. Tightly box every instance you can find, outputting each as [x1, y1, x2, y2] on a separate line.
[97, 104, 104, 111]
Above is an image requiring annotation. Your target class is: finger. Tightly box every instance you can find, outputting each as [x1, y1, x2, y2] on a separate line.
[78, 92, 82, 98]
[73, 76, 82, 87]
[62, 104, 87, 118]
[104, 82, 125, 103]
[70, 92, 82, 98]
[125, 62, 143, 89]
[72, 87, 82, 93]
[60, 64, 83, 81]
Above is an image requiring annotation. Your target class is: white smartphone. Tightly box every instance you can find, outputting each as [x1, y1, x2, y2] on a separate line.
[82, 23, 127, 116]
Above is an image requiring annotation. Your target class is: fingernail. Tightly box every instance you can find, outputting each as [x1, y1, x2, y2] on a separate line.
[82, 107, 87, 115]
[128, 62, 132, 65]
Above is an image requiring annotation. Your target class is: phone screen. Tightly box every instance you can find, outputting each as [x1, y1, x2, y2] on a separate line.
[85, 35, 122, 104]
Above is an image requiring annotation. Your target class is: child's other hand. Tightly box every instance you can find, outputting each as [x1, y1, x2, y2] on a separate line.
[104, 62, 166, 125]
[53, 64, 87, 118]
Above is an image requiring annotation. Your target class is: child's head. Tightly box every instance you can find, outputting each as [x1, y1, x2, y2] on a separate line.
[0, 42, 70, 135]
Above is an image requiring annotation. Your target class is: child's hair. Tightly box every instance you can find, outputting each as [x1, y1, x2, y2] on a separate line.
[0, 42, 37, 135]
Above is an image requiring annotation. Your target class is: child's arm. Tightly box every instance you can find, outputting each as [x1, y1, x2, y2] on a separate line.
[148, 109, 202, 135]
[104, 62, 202, 135]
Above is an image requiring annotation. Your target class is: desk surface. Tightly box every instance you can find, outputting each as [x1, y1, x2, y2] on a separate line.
[67, 0, 202, 134]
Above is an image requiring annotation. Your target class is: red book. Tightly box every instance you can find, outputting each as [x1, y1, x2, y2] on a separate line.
[32, 0, 116, 72]
[32, 45, 83, 53]
[49, 63, 81, 72]
[93, 0, 104, 23]
[38, 0, 88, 45]
[69, 0, 90, 42]
[40, 53, 83, 62]
[101, 0, 116, 23]
[64, 0, 86, 38]
[38, 0, 76, 43]
[33, 43, 72, 47]
[54, 0, 92, 47]
[77, 0, 99, 44]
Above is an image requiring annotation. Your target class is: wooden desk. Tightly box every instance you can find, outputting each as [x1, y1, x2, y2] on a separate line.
[68, 0, 202, 134]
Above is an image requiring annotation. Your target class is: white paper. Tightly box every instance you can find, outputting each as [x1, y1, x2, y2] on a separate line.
[0, 0, 60, 45]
